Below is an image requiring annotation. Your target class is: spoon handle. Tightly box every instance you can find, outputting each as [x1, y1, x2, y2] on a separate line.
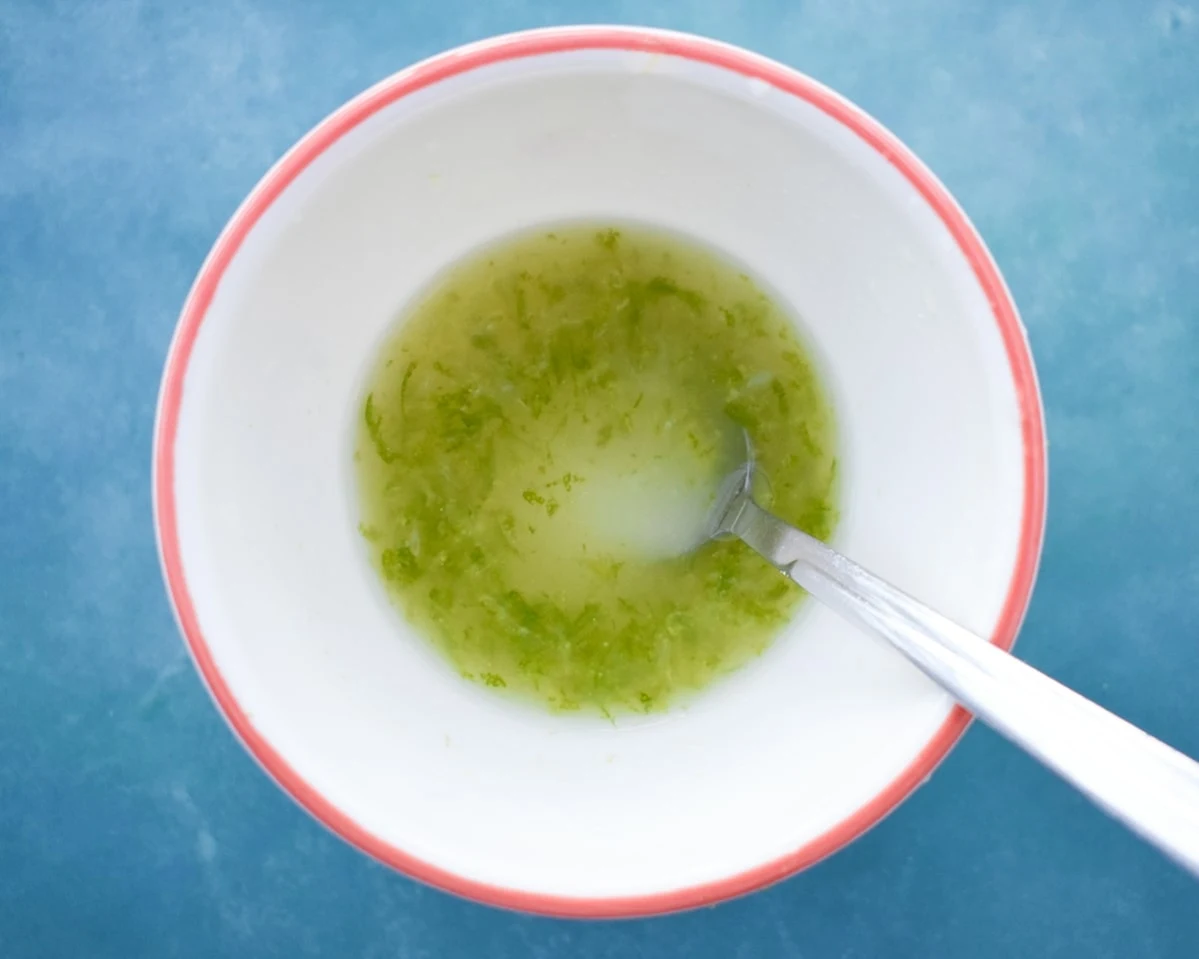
[731, 498, 1199, 877]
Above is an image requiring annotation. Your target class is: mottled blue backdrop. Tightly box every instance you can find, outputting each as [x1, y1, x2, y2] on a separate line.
[2, 1, 1198, 956]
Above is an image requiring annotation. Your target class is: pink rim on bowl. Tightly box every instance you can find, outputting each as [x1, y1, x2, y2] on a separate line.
[153, 26, 1047, 918]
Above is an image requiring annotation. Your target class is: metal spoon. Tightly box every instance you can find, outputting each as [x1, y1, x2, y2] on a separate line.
[709, 441, 1199, 877]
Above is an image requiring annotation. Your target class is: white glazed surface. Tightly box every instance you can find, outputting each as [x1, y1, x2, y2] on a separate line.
[167, 43, 1029, 899]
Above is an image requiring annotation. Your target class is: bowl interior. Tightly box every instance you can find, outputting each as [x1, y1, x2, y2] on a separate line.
[162, 37, 1038, 907]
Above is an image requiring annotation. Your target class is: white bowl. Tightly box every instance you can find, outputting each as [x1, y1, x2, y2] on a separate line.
[153, 26, 1046, 916]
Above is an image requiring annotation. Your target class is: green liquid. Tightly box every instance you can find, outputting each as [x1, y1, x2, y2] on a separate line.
[355, 224, 837, 714]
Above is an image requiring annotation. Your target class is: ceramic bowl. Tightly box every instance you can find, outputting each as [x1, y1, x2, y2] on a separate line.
[153, 26, 1046, 916]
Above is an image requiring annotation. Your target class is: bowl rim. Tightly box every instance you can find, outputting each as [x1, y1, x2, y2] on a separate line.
[152, 24, 1048, 918]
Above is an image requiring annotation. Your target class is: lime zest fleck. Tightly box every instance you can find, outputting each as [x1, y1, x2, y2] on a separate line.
[400, 360, 417, 413]
[363, 393, 399, 464]
[381, 546, 421, 584]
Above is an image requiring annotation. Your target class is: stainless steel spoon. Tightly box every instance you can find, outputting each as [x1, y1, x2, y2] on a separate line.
[709, 443, 1199, 877]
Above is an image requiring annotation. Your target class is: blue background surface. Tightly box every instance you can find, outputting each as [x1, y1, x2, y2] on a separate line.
[2, 0, 1198, 955]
